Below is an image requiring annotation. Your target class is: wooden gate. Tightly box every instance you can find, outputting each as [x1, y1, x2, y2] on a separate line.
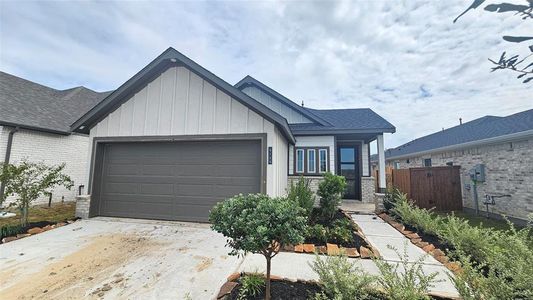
[390, 166, 462, 211]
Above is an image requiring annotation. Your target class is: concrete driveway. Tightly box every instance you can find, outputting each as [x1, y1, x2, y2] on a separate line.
[0, 218, 243, 300]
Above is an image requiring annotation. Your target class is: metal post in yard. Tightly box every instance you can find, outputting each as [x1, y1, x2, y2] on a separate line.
[48, 193, 52, 207]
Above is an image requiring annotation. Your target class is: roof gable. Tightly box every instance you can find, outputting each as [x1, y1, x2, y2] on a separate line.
[387, 109, 533, 158]
[235, 76, 330, 126]
[71, 48, 295, 143]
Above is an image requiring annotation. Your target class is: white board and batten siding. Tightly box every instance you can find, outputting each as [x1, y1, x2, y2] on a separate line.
[289, 136, 336, 175]
[88, 66, 288, 197]
[241, 86, 311, 124]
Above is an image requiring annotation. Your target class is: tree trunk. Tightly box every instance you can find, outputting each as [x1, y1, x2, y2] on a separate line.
[265, 256, 271, 300]
[20, 203, 28, 228]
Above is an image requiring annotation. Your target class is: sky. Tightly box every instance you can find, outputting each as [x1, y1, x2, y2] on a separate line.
[0, 0, 531, 151]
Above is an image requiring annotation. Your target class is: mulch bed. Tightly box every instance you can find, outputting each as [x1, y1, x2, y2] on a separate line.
[281, 209, 380, 259]
[226, 279, 321, 300]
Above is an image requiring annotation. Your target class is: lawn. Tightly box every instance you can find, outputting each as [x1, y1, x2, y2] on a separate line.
[0, 201, 76, 228]
[438, 210, 521, 231]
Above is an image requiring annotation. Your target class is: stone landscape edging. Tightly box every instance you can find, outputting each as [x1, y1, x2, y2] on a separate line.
[377, 213, 462, 274]
[281, 210, 380, 259]
[0, 218, 80, 244]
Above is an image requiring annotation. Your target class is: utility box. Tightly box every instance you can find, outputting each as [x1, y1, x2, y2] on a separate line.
[469, 164, 486, 182]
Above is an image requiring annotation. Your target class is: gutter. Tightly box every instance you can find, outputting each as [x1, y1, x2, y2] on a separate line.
[387, 129, 533, 161]
[0, 126, 19, 200]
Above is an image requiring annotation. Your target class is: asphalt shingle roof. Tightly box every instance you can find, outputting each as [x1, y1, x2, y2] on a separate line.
[303, 108, 395, 132]
[386, 109, 533, 158]
[0, 71, 111, 134]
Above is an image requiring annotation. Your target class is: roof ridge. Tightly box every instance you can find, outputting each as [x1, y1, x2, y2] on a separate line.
[0, 70, 60, 93]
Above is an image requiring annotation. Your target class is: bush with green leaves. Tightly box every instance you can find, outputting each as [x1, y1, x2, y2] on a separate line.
[317, 172, 346, 221]
[387, 189, 533, 298]
[210, 194, 308, 300]
[311, 254, 376, 300]
[0, 161, 73, 227]
[383, 187, 403, 212]
[374, 243, 439, 300]
[287, 176, 315, 217]
[391, 195, 442, 236]
[238, 273, 265, 300]
[306, 219, 355, 246]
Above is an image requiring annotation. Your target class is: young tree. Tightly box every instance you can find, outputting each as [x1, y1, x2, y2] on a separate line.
[210, 194, 308, 300]
[0, 161, 73, 227]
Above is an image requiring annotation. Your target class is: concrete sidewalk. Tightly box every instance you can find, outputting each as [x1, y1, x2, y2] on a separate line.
[239, 213, 459, 298]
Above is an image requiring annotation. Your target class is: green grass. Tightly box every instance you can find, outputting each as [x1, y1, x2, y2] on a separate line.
[0, 201, 76, 228]
[439, 210, 518, 231]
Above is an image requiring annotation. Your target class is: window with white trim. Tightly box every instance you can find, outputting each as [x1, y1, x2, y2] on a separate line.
[296, 149, 305, 173]
[319, 149, 327, 173]
[307, 149, 316, 173]
[294, 147, 328, 174]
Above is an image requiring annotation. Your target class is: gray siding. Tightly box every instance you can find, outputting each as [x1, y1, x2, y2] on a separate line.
[241, 86, 311, 124]
[88, 66, 288, 197]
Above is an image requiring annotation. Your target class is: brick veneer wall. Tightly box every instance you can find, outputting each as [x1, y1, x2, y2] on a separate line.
[0, 127, 90, 206]
[288, 175, 375, 203]
[388, 137, 533, 221]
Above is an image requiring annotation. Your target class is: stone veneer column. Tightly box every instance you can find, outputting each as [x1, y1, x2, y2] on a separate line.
[75, 195, 91, 219]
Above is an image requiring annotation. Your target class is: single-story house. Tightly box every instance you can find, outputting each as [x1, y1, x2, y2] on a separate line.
[385, 109, 533, 222]
[0, 71, 110, 205]
[72, 47, 395, 222]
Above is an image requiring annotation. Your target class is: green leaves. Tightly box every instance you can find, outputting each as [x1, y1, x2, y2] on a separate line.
[317, 173, 346, 221]
[287, 176, 315, 218]
[0, 161, 73, 227]
[209, 193, 308, 258]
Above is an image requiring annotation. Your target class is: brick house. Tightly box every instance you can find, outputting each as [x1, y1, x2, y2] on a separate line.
[385, 109, 533, 223]
[0, 71, 109, 205]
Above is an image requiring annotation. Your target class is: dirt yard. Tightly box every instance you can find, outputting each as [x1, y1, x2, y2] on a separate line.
[0, 218, 244, 299]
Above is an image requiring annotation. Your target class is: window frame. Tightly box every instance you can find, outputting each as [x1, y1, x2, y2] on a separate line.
[307, 149, 316, 173]
[294, 147, 329, 175]
[296, 149, 305, 173]
[319, 149, 328, 173]
[424, 158, 432, 167]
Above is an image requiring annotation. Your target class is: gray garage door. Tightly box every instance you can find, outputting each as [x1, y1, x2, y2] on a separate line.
[94, 140, 262, 222]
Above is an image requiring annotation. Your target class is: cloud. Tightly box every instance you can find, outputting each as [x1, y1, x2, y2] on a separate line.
[0, 0, 531, 150]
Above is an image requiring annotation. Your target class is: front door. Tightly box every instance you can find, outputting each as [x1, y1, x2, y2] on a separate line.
[337, 145, 361, 200]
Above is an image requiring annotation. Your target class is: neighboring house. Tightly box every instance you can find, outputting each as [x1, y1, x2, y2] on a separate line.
[72, 47, 395, 222]
[0, 71, 110, 205]
[385, 109, 533, 222]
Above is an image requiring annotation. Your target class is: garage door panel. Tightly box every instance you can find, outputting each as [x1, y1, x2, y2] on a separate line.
[95, 139, 262, 222]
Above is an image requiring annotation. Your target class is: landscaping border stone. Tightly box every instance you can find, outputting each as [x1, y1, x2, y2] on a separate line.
[377, 212, 462, 275]
[0, 218, 80, 244]
[281, 210, 380, 259]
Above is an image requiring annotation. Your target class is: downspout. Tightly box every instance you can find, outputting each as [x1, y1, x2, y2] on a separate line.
[0, 126, 19, 201]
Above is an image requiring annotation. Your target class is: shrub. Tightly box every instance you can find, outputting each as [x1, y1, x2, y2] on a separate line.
[374, 243, 439, 300]
[287, 176, 315, 217]
[1, 224, 24, 240]
[311, 254, 376, 300]
[307, 224, 328, 244]
[383, 187, 403, 212]
[238, 273, 265, 300]
[210, 194, 308, 300]
[328, 219, 355, 245]
[391, 195, 442, 236]
[0, 161, 73, 227]
[317, 173, 346, 221]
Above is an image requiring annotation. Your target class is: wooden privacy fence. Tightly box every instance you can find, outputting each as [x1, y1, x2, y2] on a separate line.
[376, 166, 462, 212]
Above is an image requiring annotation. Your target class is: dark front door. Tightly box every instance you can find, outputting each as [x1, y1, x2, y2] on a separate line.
[91, 140, 262, 222]
[337, 145, 361, 200]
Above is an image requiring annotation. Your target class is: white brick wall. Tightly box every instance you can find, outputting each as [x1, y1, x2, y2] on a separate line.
[1, 126, 90, 205]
